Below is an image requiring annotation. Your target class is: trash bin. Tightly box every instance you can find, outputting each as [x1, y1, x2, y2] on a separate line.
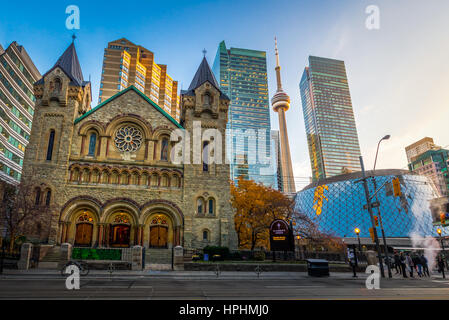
[306, 259, 329, 277]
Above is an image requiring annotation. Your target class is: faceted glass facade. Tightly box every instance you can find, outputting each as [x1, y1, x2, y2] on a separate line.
[300, 56, 361, 181]
[213, 41, 276, 188]
[294, 170, 448, 238]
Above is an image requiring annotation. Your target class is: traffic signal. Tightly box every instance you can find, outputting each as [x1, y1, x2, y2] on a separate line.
[441, 212, 446, 225]
[369, 227, 375, 242]
[374, 216, 379, 227]
[392, 177, 402, 197]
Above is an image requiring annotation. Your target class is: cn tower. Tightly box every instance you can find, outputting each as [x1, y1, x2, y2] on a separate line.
[271, 38, 296, 193]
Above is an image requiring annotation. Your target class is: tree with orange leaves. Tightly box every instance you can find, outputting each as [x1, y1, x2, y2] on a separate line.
[231, 177, 315, 250]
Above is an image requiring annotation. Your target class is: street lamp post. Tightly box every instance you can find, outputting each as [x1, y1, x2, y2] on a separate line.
[372, 135, 393, 279]
[354, 228, 362, 253]
[437, 228, 448, 270]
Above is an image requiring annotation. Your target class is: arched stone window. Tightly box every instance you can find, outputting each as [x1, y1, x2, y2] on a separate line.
[160, 138, 169, 161]
[101, 170, 109, 184]
[141, 173, 149, 186]
[88, 132, 97, 156]
[161, 174, 169, 187]
[72, 168, 80, 182]
[203, 141, 209, 172]
[203, 93, 211, 106]
[46, 130, 55, 161]
[81, 169, 90, 183]
[131, 172, 139, 185]
[197, 197, 205, 215]
[91, 169, 100, 183]
[34, 188, 41, 205]
[151, 173, 159, 187]
[53, 77, 62, 94]
[172, 175, 179, 188]
[45, 189, 51, 206]
[202, 229, 209, 241]
[111, 171, 119, 184]
[208, 198, 215, 215]
[120, 172, 129, 185]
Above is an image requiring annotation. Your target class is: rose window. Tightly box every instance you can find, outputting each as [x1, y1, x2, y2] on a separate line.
[114, 126, 143, 152]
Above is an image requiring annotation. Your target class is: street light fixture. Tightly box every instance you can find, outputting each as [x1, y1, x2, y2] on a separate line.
[371, 135, 393, 279]
[354, 228, 362, 253]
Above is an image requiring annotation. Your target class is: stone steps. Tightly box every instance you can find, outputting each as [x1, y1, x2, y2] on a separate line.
[145, 248, 172, 265]
[38, 246, 61, 269]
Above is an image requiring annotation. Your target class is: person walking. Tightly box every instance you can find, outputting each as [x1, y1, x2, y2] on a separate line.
[399, 252, 407, 278]
[437, 254, 446, 279]
[413, 253, 423, 277]
[405, 252, 414, 278]
[393, 251, 401, 274]
[420, 254, 430, 277]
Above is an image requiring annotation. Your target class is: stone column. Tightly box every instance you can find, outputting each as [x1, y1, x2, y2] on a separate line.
[98, 224, 104, 247]
[18, 243, 33, 270]
[58, 243, 72, 269]
[173, 246, 184, 271]
[137, 225, 142, 247]
[131, 245, 143, 271]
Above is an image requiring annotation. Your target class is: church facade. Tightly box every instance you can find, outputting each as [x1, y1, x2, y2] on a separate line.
[20, 42, 237, 251]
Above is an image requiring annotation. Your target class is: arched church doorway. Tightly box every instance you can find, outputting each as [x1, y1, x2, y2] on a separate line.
[149, 215, 169, 248]
[110, 213, 132, 248]
[74, 212, 94, 247]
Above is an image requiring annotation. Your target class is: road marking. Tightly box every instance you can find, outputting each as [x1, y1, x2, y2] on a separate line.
[265, 286, 326, 288]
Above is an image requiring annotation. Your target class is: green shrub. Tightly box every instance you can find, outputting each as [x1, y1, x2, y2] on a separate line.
[253, 251, 266, 261]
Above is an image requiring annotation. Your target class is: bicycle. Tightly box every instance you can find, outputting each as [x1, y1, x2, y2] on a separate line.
[61, 260, 89, 276]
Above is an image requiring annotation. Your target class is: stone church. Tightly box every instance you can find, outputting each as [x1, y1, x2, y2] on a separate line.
[20, 41, 237, 253]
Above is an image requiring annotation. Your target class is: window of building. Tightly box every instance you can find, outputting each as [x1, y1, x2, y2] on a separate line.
[203, 230, 209, 241]
[35, 188, 41, 205]
[203, 141, 209, 172]
[88, 133, 97, 156]
[208, 198, 215, 215]
[197, 197, 205, 215]
[161, 138, 169, 161]
[46, 130, 55, 161]
[45, 190, 51, 206]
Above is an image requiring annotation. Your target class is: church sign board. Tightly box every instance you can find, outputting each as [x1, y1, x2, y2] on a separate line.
[269, 219, 293, 251]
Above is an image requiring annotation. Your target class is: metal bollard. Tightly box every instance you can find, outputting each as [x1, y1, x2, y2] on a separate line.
[255, 264, 261, 278]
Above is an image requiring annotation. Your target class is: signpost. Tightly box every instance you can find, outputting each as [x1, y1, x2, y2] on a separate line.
[269, 219, 294, 262]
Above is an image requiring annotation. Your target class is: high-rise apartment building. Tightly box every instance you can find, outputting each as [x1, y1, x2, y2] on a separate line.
[99, 38, 180, 121]
[406, 138, 449, 197]
[0, 42, 40, 186]
[212, 41, 276, 188]
[405, 137, 439, 163]
[300, 56, 361, 181]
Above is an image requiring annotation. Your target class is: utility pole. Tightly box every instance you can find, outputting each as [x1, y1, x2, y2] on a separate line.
[359, 156, 385, 278]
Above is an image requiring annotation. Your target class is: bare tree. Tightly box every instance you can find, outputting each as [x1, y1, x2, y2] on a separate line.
[0, 181, 53, 253]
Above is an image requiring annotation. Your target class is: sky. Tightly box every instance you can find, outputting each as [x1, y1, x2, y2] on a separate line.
[2, 0, 449, 190]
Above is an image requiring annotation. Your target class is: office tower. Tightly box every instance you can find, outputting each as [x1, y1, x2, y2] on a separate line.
[300, 56, 362, 181]
[271, 130, 283, 191]
[405, 137, 439, 163]
[0, 41, 40, 186]
[99, 38, 180, 121]
[270, 39, 296, 193]
[406, 138, 449, 197]
[212, 41, 276, 187]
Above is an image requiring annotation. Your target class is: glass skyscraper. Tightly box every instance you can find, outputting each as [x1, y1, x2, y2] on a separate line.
[213, 41, 276, 188]
[300, 56, 361, 181]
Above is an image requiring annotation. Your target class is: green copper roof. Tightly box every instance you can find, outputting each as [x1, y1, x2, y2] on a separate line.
[74, 85, 183, 128]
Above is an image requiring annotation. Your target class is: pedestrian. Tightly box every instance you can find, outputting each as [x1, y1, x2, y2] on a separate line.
[399, 252, 407, 278]
[405, 252, 414, 278]
[393, 251, 401, 274]
[347, 247, 357, 277]
[420, 254, 430, 277]
[437, 254, 446, 279]
[412, 253, 422, 277]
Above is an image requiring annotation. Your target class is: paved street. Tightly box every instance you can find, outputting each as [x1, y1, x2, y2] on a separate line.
[1, 270, 448, 300]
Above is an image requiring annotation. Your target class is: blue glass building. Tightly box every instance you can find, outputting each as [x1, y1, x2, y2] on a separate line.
[212, 41, 276, 188]
[294, 169, 448, 239]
